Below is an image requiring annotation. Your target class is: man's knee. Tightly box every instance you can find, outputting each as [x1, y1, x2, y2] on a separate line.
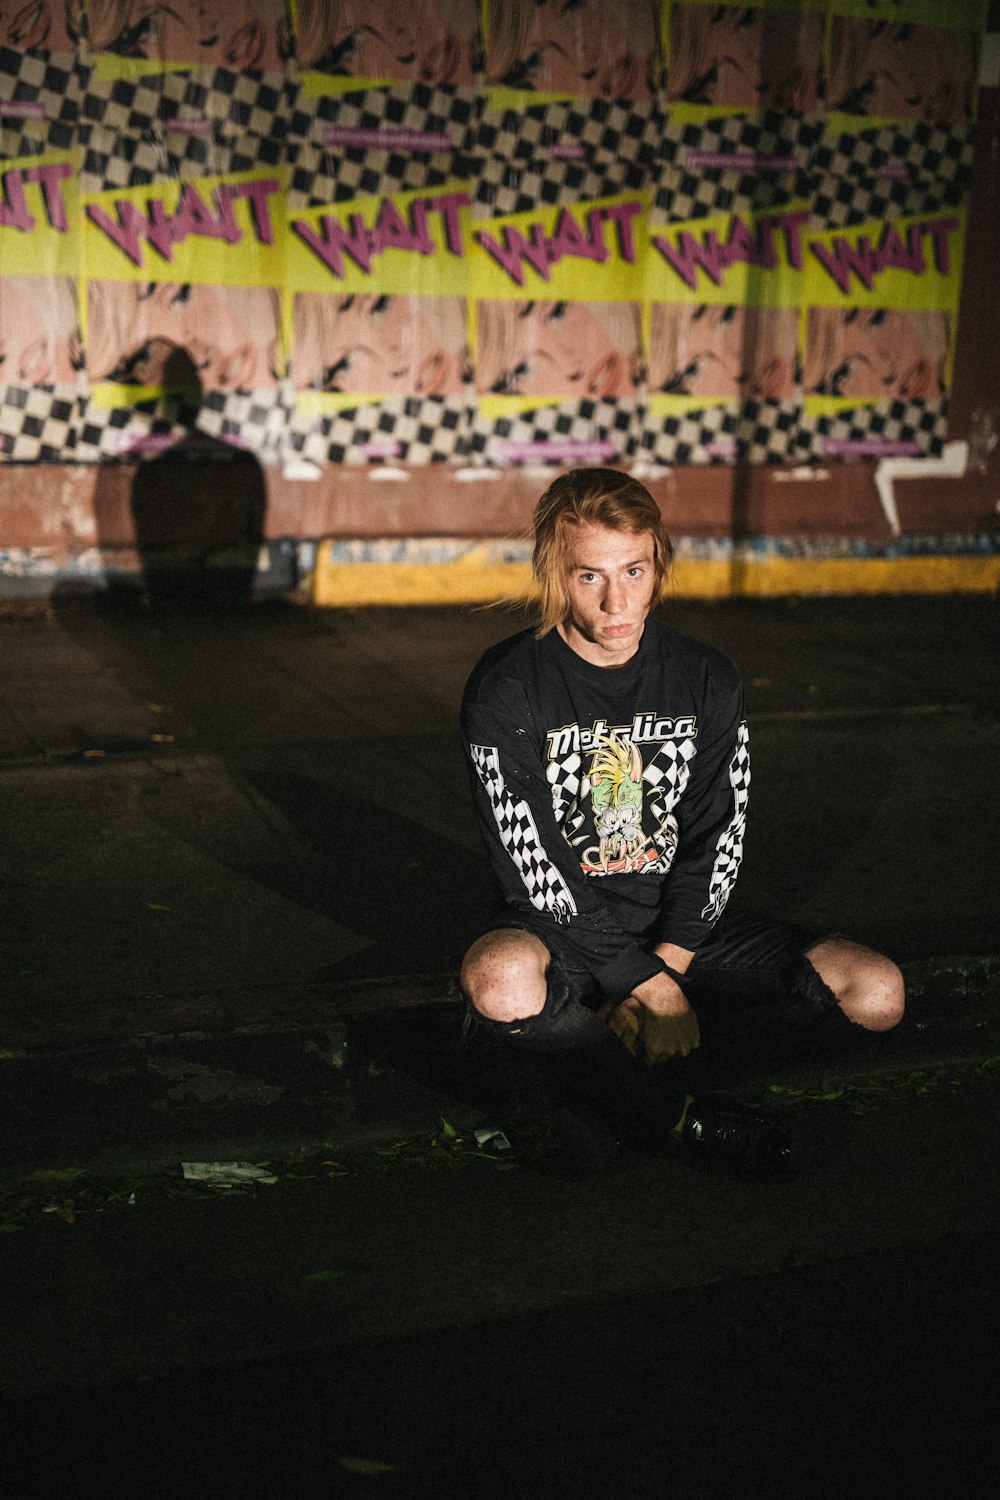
[807, 939, 906, 1033]
[460, 929, 551, 1023]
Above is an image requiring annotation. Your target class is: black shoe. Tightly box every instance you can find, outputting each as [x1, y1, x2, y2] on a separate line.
[678, 1099, 792, 1179]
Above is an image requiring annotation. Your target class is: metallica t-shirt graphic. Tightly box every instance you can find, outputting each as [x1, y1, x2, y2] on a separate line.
[544, 716, 699, 879]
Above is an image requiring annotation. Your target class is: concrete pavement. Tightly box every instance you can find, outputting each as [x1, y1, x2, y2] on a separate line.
[0, 592, 997, 1170]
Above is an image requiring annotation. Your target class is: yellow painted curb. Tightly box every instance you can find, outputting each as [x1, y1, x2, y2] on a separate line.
[313, 544, 1000, 607]
[313, 545, 535, 607]
[669, 555, 1000, 599]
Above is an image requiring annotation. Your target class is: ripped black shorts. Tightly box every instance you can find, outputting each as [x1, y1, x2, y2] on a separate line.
[460, 908, 838, 1053]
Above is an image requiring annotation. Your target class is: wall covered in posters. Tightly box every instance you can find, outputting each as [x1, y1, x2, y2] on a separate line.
[0, 0, 989, 474]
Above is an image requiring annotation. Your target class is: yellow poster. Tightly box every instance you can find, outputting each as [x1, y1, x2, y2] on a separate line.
[470, 193, 646, 418]
[288, 183, 471, 411]
[646, 201, 806, 416]
[0, 152, 79, 388]
[81, 170, 285, 400]
[803, 208, 965, 414]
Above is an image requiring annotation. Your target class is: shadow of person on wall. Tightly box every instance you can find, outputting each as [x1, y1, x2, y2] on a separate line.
[126, 347, 267, 611]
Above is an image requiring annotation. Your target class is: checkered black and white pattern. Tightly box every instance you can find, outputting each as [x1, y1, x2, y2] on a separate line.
[286, 395, 471, 466]
[72, 388, 291, 465]
[635, 405, 711, 466]
[702, 723, 750, 923]
[71, 397, 140, 461]
[191, 387, 290, 466]
[286, 139, 461, 208]
[642, 737, 698, 871]
[639, 405, 736, 466]
[809, 122, 974, 229]
[158, 68, 290, 142]
[79, 120, 284, 192]
[472, 150, 650, 217]
[79, 123, 166, 190]
[465, 398, 639, 467]
[77, 70, 164, 137]
[470, 99, 661, 214]
[640, 401, 803, 467]
[287, 81, 478, 150]
[652, 111, 817, 223]
[0, 45, 79, 156]
[285, 84, 478, 203]
[0, 384, 80, 462]
[544, 745, 597, 853]
[546, 746, 583, 816]
[732, 401, 804, 464]
[471, 743, 578, 922]
[79, 62, 289, 139]
[806, 400, 949, 461]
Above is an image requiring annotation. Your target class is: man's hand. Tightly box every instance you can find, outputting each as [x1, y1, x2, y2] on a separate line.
[636, 999, 701, 1063]
[604, 970, 701, 1064]
[604, 997, 643, 1055]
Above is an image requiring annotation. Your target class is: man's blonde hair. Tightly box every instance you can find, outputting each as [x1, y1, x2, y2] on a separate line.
[531, 468, 673, 637]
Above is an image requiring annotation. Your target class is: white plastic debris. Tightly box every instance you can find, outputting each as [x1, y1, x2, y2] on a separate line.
[474, 1128, 512, 1152]
[181, 1161, 278, 1185]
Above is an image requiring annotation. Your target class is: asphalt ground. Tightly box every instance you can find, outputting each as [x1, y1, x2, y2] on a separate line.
[1, 591, 998, 1498]
[0, 591, 997, 1173]
[1, 1072, 998, 1496]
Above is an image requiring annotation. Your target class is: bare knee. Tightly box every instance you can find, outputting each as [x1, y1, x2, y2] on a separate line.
[808, 939, 906, 1033]
[460, 930, 551, 1023]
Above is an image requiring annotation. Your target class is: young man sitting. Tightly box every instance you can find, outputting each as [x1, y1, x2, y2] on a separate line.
[458, 468, 904, 1175]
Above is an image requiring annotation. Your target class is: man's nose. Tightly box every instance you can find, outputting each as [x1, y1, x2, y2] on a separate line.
[603, 576, 626, 614]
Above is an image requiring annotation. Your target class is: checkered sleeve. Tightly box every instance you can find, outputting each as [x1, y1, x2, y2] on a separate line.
[462, 699, 668, 1005]
[652, 681, 750, 951]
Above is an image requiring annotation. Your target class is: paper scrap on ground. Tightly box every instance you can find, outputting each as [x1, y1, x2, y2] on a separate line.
[181, 1161, 278, 1185]
[474, 1128, 512, 1152]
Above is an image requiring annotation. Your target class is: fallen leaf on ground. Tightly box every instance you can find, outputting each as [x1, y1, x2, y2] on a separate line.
[336, 1458, 400, 1475]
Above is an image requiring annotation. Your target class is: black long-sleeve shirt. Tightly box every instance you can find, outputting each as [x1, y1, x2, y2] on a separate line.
[460, 620, 750, 1005]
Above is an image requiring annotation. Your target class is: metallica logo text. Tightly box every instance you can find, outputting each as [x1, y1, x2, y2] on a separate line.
[546, 715, 698, 759]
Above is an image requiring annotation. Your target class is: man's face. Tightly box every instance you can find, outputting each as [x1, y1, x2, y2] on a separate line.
[558, 522, 658, 668]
